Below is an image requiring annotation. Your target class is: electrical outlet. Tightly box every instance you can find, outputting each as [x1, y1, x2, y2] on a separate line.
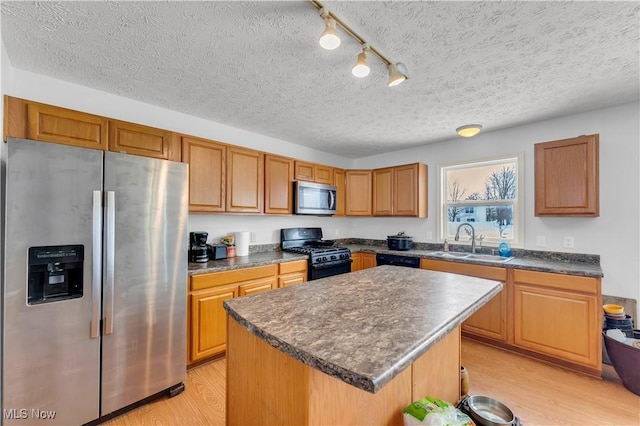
[536, 236, 546, 247]
[563, 236, 574, 248]
[250, 232, 256, 242]
[426, 231, 433, 241]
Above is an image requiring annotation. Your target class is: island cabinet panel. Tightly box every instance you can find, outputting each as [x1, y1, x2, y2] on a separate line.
[227, 317, 461, 426]
[264, 154, 293, 214]
[412, 325, 461, 404]
[226, 146, 264, 213]
[535, 134, 599, 216]
[278, 259, 307, 288]
[181, 135, 226, 212]
[190, 284, 238, 363]
[334, 168, 346, 216]
[421, 259, 508, 343]
[25, 100, 109, 149]
[109, 120, 178, 160]
[345, 170, 372, 216]
[351, 252, 376, 272]
[512, 269, 601, 373]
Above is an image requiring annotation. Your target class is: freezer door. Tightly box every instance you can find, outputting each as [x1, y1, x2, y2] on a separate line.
[2, 138, 102, 425]
[100, 152, 188, 415]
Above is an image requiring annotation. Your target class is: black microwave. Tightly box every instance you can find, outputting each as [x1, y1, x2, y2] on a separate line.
[293, 181, 337, 215]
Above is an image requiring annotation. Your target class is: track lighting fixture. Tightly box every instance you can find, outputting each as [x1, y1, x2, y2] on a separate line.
[319, 9, 340, 50]
[310, 0, 409, 87]
[456, 124, 483, 138]
[352, 44, 370, 78]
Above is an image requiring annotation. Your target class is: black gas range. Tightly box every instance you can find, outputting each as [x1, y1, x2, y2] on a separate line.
[281, 227, 352, 281]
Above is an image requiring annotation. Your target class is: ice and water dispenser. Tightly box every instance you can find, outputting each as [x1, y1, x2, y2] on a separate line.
[28, 245, 84, 305]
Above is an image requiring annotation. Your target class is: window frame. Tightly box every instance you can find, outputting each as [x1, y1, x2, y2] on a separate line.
[437, 153, 524, 248]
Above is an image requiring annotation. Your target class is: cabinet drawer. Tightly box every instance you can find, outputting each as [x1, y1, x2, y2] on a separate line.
[279, 260, 307, 275]
[420, 259, 506, 281]
[513, 269, 599, 294]
[191, 264, 277, 291]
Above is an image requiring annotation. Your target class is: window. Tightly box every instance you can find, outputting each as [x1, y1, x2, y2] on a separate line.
[438, 154, 523, 248]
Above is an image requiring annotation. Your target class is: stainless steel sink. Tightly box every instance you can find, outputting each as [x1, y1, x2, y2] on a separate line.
[428, 251, 513, 263]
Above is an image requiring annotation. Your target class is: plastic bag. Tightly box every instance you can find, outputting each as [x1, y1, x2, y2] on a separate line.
[403, 396, 474, 426]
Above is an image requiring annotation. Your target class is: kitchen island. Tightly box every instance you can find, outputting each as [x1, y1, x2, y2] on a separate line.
[223, 265, 502, 425]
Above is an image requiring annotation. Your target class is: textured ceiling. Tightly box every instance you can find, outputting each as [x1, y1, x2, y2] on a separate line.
[1, 1, 639, 158]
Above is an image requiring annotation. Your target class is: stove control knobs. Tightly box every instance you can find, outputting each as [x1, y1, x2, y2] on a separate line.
[331, 255, 336, 260]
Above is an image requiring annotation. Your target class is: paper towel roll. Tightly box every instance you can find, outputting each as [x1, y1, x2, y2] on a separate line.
[235, 231, 250, 256]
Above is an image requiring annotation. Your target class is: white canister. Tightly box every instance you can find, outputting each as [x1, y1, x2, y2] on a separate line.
[235, 231, 250, 256]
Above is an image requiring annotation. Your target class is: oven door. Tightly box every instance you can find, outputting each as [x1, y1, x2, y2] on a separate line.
[309, 259, 352, 280]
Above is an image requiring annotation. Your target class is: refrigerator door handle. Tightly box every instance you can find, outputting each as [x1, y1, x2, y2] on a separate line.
[91, 190, 102, 339]
[104, 190, 116, 335]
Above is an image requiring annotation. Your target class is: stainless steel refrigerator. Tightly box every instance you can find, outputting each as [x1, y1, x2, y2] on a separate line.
[1, 138, 188, 425]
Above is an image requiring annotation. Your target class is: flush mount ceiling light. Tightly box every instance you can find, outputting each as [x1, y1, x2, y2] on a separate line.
[456, 124, 483, 138]
[311, 1, 409, 87]
[352, 44, 370, 78]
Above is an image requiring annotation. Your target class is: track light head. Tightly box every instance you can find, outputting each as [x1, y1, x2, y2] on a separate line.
[352, 45, 370, 78]
[319, 9, 341, 50]
[387, 62, 409, 87]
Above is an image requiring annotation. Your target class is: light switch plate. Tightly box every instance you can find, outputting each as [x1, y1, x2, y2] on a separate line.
[426, 231, 433, 241]
[536, 236, 546, 247]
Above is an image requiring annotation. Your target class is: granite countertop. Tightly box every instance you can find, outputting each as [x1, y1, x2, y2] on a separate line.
[188, 243, 603, 278]
[347, 245, 604, 278]
[224, 265, 502, 394]
[188, 251, 307, 275]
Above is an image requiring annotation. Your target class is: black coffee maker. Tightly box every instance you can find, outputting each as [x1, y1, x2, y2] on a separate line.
[189, 232, 209, 263]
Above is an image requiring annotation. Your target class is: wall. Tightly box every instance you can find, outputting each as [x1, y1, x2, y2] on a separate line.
[2, 39, 638, 317]
[353, 102, 640, 313]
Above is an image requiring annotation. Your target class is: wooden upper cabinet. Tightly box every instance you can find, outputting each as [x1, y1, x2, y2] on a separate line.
[373, 167, 394, 216]
[373, 163, 427, 217]
[181, 135, 226, 212]
[264, 154, 293, 214]
[109, 120, 179, 161]
[23, 99, 109, 149]
[294, 161, 334, 185]
[535, 134, 599, 216]
[345, 170, 372, 216]
[334, 168, 346, 216]
[227, 146, 264, 213]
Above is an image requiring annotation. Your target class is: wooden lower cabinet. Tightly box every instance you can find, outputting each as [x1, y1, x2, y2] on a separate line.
[420, 260, 602, 376]
[421, 259, 508, 343]
[278, 259, 307, 287]
[512, 269, 601, 375]
[351, 252, 376, 272]
[188, 264, 278, 365]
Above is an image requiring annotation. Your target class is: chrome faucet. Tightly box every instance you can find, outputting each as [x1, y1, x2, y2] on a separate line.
[454, 222, 476, 253]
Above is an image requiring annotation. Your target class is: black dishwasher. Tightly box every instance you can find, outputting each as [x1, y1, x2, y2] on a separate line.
[376, 253, 420, 268]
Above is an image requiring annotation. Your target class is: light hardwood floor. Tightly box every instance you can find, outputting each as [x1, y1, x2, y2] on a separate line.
[104, 340, 640, 425]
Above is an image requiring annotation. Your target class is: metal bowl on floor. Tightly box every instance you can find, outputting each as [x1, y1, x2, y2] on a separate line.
[466, 395, 515, 426]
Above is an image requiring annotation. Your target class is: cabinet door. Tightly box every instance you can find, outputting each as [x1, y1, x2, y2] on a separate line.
[239, 277, 277, 296]
[190, 284, 238, 363]
[373, 167, 393, 216]
[351, 253, 376, 272]
[394, 163, 427, 217]
[264, 154, 293, 214]
[334, 168, 346, 216]
[294, 161, 315, 181]
[315, 165, 334, 185]
[181, 136, 226, 212]
[26, 101, 108, 149]
[512, 270, 601, 370]
[109, 120, 177, 160]
[535, 134, 599, 216]
[227, 146, 264, 213]
[345, 170, 372, 216]
[279, 272, 306, 288]
[421, 259, 508, 343]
